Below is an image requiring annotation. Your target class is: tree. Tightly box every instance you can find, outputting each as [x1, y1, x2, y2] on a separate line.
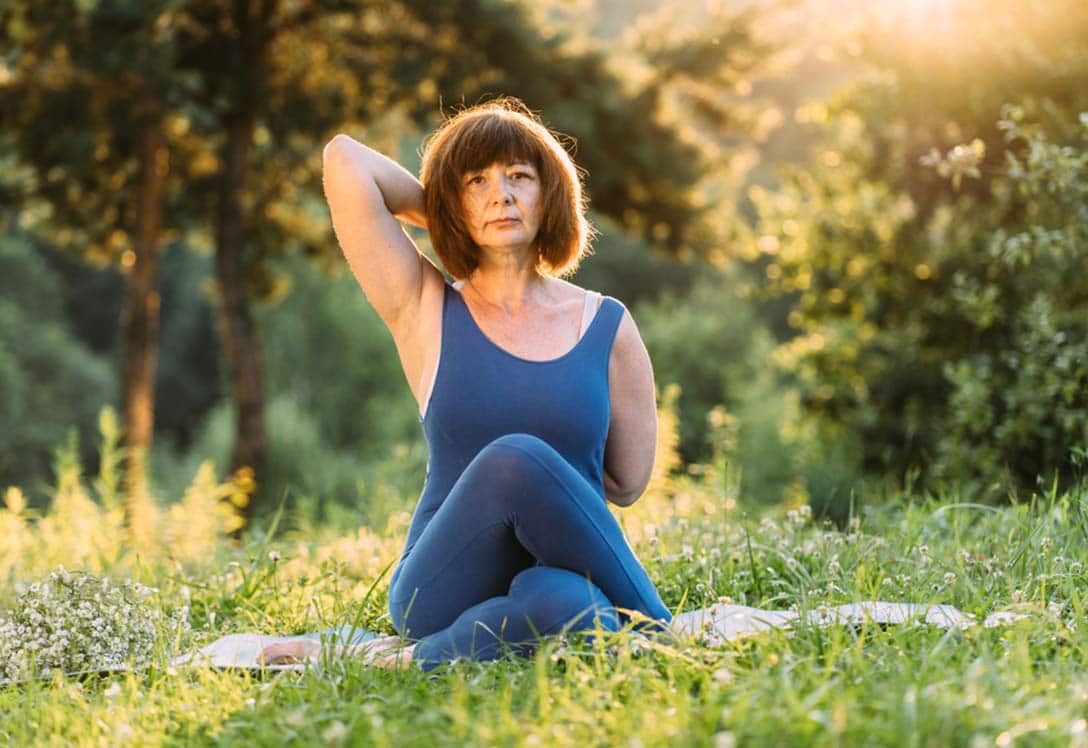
[751, 0, 1088, 498]
[0, 0, 192, 533]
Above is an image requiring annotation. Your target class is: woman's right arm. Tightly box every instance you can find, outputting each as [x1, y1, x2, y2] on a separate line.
[322, 133, 438, 330]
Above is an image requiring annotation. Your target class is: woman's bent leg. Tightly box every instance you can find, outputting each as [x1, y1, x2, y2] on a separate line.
[389, 433, 670, 644]
[411, 566, 619, 670]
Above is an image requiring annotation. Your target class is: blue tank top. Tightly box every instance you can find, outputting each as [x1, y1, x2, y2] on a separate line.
[400, 281, 627, 557]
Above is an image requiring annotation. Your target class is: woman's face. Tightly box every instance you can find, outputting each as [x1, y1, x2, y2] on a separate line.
[459, 160, 542, 254]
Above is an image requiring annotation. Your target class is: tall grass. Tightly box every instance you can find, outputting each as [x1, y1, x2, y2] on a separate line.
[1, 414, 1087, 745]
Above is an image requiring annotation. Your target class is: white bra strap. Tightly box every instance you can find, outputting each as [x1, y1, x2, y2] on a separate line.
[579, 291, 602, 338]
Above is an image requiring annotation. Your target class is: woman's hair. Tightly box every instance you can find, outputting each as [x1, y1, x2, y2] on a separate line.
[420, 97, 595, 279]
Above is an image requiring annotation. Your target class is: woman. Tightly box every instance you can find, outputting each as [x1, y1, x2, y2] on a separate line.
[262, 97, 671, 671]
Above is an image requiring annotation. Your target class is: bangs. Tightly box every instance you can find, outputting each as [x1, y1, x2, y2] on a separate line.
[445, 115, 544, 175]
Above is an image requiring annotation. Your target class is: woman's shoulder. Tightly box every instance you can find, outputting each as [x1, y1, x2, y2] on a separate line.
[552, 279, 634, 319]
[549, 277, 587, 297]
[549, 277, 615, 305]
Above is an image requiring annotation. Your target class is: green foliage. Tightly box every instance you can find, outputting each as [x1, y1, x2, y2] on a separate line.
[750, 0, 1088, 498]
[257, 255, 420, 457]
[760, 110, 1087, 498]
[152, 244, 222, 448]
[637, 270, 766, 464]
[0, 0, 192, 262]
[154, 392, 425, 527]
[0, 235, 115, 497]
[634, 269, 834, 506]
[570, 221, 704, 310]
[147, 252, 428, 519]
[0, 406, 247, 587]
[934, 110, 1088, 491]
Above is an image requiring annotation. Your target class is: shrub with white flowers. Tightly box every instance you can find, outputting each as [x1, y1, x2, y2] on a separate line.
[0, 566, 190, 681]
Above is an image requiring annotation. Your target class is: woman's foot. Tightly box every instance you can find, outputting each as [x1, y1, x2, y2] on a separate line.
[258, 634, 416, 669]
[259, 637, 321, 665]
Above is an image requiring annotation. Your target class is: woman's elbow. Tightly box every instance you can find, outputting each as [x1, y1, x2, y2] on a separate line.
[323, 134, 358, 165]
[608, 491, 640, 508]
[606, 475, 650, 508]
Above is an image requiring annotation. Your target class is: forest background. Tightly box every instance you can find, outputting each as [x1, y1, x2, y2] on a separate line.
[1, 0, 1086, 531]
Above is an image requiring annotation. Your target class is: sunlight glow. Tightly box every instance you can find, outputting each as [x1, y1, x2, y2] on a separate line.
[868, 0, 963, 30]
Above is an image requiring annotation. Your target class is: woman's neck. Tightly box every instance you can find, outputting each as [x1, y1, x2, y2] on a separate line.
[464, 255, 548, 315]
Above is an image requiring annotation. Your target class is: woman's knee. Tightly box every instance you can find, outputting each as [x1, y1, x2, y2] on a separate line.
[474, 433, 559, 473]
[509, 567, 619, 634]
[389, 583, 439, 639]
[455, 434, 560, 508]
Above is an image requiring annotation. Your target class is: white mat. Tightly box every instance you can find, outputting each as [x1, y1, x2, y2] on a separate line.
[168, 625, 378, 671]
[168, 602, 1028, 670]
[0, 603, 1032, 682]
[665, 601, 1020, 644]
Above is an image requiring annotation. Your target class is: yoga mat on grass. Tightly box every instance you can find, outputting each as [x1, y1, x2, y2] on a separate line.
[0, 604, 1034, 684]
[666, 601, 1020, 644]
[172, 602, 1030, 670]
[168, 625, 380, 672]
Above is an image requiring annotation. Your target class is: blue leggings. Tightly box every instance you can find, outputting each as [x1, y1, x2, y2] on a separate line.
[388, 433, 672, 670]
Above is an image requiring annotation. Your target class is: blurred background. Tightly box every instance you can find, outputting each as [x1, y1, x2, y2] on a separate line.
[1, 0, 1085, 529]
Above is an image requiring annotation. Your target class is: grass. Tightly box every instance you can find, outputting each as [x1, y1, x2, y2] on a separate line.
[2, 456, 1088, 746]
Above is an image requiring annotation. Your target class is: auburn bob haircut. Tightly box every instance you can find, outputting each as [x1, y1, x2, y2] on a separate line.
[420, 97, 595, 280]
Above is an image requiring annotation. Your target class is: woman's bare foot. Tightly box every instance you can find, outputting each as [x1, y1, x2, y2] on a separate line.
[258, 634, 417, 669]
[259, 638, 321, 665]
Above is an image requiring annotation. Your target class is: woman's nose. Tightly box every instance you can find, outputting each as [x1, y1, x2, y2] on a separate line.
[490, 177, 513, 204]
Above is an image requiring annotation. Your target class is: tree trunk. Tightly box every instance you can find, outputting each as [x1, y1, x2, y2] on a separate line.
[120, 103, 168, 538]
[213, 0, 269, 522]
[212, 0, 279, 524]
[214, 110, 265, 521]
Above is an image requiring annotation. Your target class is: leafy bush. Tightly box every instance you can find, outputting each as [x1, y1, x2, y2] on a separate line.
[154, 392, 426, 526]
[0, 234, 115, 498]
[0, 407, 249, 586]
[635, 271, 835, 506]
[753, 106, 1087, 498]
[257, 254, 421, 459]
[932, 111, 1088, 490]
[636, 270, 769, 465]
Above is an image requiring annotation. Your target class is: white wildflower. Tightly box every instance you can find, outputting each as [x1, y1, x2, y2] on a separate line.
[322, 721, 349, 743]
[0, 567, 190, 681]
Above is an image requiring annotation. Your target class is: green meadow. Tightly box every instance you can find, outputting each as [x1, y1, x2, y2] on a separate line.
[2, 433, 1086, 747]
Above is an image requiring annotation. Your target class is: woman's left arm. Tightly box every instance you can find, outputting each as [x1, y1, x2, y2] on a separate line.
[604, 308, 658, 507]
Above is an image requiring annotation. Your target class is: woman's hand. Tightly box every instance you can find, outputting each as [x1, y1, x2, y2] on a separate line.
[345, 634, 416, 669]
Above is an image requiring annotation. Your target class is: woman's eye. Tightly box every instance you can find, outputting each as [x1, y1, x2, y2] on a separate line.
[512, 171, 532, 180]
[466, 175, 484, 186]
